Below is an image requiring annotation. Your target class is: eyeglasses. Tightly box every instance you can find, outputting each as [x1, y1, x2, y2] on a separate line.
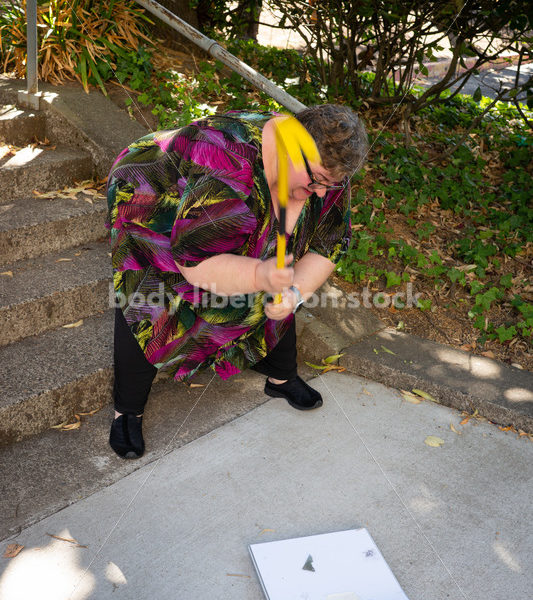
[302, 154, 347, 191]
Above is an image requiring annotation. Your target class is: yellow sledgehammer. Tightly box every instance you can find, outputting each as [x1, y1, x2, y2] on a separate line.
[272, 115, 321, 304]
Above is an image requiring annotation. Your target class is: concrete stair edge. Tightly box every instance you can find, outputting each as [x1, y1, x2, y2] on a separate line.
[0, 144, 94, 203]
[0, 310, 115, 446]
[0, 241, 112, 346]
[0, 194, 107, 263]
[0, 104, 46, 146]
[296, 281, 533, 433]
[0, 76, 149, 179]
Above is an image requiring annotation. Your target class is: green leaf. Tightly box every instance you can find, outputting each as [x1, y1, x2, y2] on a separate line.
[473, 86, 482, 102]
[499, 273, 513, 289]
[385, 271, 402, 287]
[304, 362, 328, 370]
[323, 353, 345, 364]
[380, 345, 397, 355]
[495, 325, 516, 342]
[413, 389, 438, 403]
[470, 280, 485, 295]
[82, 48, 107, 96]
[417, 298, 432, 311]
[78, 54, 88, 93]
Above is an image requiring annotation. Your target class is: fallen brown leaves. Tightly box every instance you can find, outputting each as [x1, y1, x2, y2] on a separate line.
[399, 390, 532, 442]
[458, 409, 532, 441]
[3, 543, 24, 558]
[51, 407, 101, 432]
[32, 179, 106, 203]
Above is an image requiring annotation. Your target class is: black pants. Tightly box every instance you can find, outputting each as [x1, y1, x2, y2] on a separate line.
[113, 308, 298, 414]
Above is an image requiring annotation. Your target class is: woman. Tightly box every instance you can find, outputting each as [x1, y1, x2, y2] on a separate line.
[106, 104, 368, 459]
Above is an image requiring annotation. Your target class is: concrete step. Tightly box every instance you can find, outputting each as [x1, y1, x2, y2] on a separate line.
[0, 241, 112, 346]
[0, 104, 46, 146]
[0, 192, 107, 264]
[0, 357, 316, 541]
[0, 143, 94, 203]
[0, 310, 114, 447]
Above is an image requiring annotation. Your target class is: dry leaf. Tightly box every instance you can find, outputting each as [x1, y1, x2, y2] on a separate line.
[61, 415, 81, 430]
[46, 533, 87, 548]
[3, 543, 24, 558]
[188, 383, 205, 388]
[78, 408, 100, 417]
[53, 414, 82, 431]
[1, 271, 13, 277]
[362, 387, 372, 395]
[56, 258, 73, 262]
[460, 417, 470, 425]
[62, 319, 83, 328]
[259, 528, 275, 535]
[450, 423, 462, 434]
[400, 389, 422, 404]
[412, 389, 438, 403]
[322, 364, 345, 374]
[424, 435, 445, 447]
[481, 351, 496, 359]
[78, 408, 100, 416]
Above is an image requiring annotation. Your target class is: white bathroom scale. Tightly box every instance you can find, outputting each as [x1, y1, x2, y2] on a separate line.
[249, 527, 410, 600]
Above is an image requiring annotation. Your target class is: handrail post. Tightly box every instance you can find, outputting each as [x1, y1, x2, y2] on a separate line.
[18, 0, 40, 109]
[26, 0, 38, 94]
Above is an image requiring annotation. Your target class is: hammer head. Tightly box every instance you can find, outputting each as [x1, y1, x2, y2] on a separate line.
[273, 114, 321, 171]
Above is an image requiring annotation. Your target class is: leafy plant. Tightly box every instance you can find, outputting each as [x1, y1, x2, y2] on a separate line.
[0, 0, 153, 94]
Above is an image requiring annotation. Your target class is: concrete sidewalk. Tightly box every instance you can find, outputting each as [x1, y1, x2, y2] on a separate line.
[1, 371, 531, 600]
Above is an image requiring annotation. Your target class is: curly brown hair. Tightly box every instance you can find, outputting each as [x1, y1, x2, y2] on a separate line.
[296, 104, 369, 180]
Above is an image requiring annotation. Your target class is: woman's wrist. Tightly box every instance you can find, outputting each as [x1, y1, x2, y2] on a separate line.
[253, 258, 263, 292]
[288, 284, 304, 313]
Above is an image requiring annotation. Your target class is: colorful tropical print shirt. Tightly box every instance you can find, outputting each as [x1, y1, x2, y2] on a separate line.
[106, 111, 352, 382]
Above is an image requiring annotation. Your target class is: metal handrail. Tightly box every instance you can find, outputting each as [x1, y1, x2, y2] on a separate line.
[135, 0, 306, 113]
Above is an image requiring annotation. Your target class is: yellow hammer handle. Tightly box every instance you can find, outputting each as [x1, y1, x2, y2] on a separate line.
[274, 136, 288, 304]
[271, 115, 321, 306]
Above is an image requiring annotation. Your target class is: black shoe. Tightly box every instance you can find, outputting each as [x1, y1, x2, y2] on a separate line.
[109, 414, 145, 458]
[264, 375, 323, 410]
